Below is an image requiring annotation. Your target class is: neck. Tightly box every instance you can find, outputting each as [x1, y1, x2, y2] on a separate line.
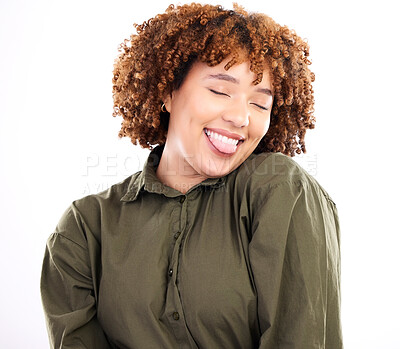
[156, 143, 207, 194]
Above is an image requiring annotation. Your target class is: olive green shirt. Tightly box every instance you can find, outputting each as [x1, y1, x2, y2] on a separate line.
[41, 146, 342, 348]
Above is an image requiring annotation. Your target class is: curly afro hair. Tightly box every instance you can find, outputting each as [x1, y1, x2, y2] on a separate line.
[112, 3, 315, 156]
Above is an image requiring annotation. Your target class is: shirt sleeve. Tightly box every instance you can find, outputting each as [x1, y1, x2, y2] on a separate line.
[249, 180, 343, 349]
[40, 204, 112, 349]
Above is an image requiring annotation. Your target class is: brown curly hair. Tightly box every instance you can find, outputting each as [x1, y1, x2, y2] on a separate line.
[112, 3, 315, 156]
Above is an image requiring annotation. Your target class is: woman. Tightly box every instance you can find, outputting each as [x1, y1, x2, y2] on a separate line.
[41, 3, 342, 348]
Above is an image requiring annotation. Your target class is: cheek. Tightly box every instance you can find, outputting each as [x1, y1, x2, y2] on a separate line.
[252, 115, 271, 139]
[192, 94, 223, 123]
[264, 116, 271, 133]
[175, 92, 216, 125]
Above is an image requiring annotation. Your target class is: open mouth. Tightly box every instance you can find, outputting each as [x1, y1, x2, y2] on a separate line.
[204, 128, 244, 155]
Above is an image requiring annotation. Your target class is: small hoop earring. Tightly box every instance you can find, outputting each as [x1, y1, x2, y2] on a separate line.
[161, 103, 167, 113]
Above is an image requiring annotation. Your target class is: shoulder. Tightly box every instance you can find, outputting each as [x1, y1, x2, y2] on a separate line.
[73, 172, 138, 212]
[233, 152, 335, 208]
[238, 154, 340, 250]
[235, 151, 309, 189]
[53, 172, 140, 246]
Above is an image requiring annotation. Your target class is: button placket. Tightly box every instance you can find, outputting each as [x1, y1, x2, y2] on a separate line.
[162, 192, 197, 347]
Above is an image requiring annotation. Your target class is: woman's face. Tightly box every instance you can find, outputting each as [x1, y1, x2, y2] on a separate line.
[163, 57, 273, 180]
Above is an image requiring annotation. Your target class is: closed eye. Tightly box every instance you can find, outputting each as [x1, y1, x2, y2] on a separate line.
[209, 89, 230, 97]
[209, 89, 268, 110]
[252, 103, 269, 111]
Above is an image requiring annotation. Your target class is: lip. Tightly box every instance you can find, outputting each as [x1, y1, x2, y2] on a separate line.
[204, 127, 245, 141]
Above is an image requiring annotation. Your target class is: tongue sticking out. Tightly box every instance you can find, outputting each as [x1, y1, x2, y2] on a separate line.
[208, 136, 238, 154]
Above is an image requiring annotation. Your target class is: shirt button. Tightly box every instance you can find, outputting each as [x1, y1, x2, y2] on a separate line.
[180, 196, 186, 203]
[168, 269, 173, 277]
[173, 312, 180, 320]
[174, 232, 181, 240]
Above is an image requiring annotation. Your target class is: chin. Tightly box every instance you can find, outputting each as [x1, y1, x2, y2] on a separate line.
[200, 162, 236, 179]
[194, 151, 245, 178]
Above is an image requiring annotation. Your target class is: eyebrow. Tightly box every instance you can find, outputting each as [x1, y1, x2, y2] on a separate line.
[205, 73, 273, 96]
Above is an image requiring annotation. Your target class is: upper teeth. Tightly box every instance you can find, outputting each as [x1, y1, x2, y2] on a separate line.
[205, 129, 239, 145]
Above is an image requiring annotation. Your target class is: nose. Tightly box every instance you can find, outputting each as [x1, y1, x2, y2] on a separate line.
[221, 100, 250, 128]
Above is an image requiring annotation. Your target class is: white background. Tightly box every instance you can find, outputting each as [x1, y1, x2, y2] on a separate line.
[1, 0, 399, 348]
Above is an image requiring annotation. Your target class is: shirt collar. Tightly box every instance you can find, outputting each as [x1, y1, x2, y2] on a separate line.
[121, 145, 225, 202]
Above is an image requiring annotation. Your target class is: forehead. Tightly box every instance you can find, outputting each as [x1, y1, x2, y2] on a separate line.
[187, 57, 272, 89]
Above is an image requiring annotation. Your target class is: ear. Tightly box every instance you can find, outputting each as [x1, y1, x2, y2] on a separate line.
[164, 93, 172, 113]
